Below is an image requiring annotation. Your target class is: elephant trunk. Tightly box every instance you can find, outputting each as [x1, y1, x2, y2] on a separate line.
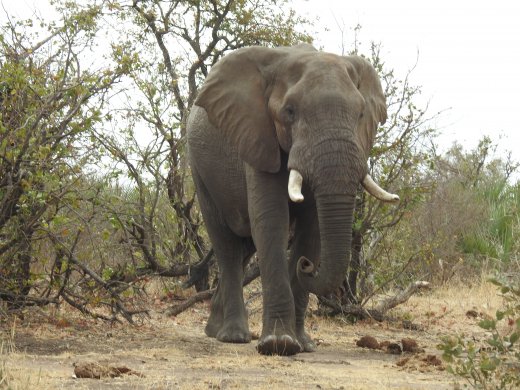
[296, 193, 356, 296]
[289, 135, 363, 296]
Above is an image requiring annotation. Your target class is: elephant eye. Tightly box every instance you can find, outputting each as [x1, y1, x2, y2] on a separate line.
[282, 105, 296, 124]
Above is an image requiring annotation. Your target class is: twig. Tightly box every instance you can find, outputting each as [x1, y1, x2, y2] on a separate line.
[374, 281, 430, 313]
[165, 263, 261, 316]
[165, 288, 215, 316]
[318, 297, 385, 321]
[60, 290, 118, 323]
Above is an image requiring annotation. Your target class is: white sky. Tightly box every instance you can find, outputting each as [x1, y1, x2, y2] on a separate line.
[4, 0, 520, 161]
[299, 0, 520, 160]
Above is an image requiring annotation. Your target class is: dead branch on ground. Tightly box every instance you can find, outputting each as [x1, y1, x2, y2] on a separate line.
[374, 281, 430, 313]
[319, 280, 430, 321]
[165, 263, 261, 317]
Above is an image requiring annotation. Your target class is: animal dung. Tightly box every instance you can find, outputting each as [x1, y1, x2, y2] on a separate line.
[386, 343, 403, 355]
[401, 338, 423, 353]
[356, 336, 424, 355]
[422, 354, 443, 366]
[355, 335, 380, 349]
[73, 362, 144, 379]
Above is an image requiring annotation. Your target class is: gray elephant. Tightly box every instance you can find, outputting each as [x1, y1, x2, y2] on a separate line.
[187, 44, 398, 356]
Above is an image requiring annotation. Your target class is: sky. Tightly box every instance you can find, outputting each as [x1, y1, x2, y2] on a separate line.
[298, 0, 520, 160]
[3, 0, 520, 161]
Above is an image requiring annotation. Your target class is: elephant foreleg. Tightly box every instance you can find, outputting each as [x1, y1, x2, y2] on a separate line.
[246, 166, 302, 355]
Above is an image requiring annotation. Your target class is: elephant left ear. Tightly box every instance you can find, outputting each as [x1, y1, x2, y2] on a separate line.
[342, 56, 387, 158]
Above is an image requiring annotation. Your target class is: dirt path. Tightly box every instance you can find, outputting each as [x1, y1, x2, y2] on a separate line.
[2, 282, 498, 389]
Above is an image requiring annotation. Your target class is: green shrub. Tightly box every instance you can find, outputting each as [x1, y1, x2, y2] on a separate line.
[438, 277, 520, 389]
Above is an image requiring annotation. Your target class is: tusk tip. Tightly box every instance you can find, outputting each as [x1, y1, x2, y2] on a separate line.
[290, 193, 305, 203]
[389, 194, 400, 203]
[362, 174, 400, 204]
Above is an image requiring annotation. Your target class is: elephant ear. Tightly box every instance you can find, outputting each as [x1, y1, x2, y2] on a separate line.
[342, 56, 387, 158]
[195, 47, 290, 173]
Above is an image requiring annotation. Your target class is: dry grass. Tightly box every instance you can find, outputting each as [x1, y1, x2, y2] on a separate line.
[1, 321, 39, 390]
[0, 276, 506, 389]
[392, 276, 502, 323]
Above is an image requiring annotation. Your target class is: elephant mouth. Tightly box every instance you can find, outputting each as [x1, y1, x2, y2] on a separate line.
[287, 169, 399, 203]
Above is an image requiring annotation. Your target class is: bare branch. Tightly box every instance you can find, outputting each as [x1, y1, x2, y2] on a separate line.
[374, 281, 430, 313]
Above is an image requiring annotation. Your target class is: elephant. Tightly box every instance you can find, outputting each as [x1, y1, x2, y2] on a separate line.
[186, 43, 399, 356]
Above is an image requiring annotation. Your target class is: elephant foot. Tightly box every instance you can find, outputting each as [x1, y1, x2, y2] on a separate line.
[297, 331, 316, 352]
[205, 295, 250, 343]
[216, 322, 251, 344]
[206, 315, 251, 343]
[207, 323, 251, 343]
[257, 334, 303, 356]
[205, 320, 220, 339]
[205, 308, 225, 338]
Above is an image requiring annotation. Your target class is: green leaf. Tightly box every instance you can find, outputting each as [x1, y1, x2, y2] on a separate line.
[101, 267, 114, 281]
[102, 229, 110, 241]
[486, 338, 503, 350]
[478, 319, 496, 330]
[479, 357, 498, 372]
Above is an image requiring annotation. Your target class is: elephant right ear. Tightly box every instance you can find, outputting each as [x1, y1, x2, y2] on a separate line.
[195, 47, 287, 173]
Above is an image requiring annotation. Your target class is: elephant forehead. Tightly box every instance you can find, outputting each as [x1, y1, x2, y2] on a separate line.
[280, 53, 353, 87]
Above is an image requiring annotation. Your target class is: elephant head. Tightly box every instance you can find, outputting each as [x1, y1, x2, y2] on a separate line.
[195, 44, 398, 296]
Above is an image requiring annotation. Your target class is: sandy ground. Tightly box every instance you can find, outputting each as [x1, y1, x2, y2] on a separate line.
[0, 280, 501, 389]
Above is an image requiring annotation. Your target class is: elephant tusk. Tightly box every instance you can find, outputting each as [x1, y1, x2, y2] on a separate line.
[362, 174, 400, 203]
[288, 169, 304, 203]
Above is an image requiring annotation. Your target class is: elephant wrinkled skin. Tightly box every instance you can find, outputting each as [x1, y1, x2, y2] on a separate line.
[187, 44, 398, 356]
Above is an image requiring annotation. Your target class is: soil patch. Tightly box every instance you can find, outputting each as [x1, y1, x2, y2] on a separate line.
[1, 281, 501, 389]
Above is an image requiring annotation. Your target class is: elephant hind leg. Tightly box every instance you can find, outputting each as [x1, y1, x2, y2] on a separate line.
[192, 167, 254, 343]
[206, 241, 255, 344]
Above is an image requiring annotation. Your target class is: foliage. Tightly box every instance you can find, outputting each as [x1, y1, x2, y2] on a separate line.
[451, 138, 520, 264]
[0, 4, 128, 308]
[438, 277, 520, 389]
[430, 138, 519, 278]
[362, 134, 519, 295]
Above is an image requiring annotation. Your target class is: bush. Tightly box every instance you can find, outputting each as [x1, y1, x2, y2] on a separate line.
[438, 277, 520, 389]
